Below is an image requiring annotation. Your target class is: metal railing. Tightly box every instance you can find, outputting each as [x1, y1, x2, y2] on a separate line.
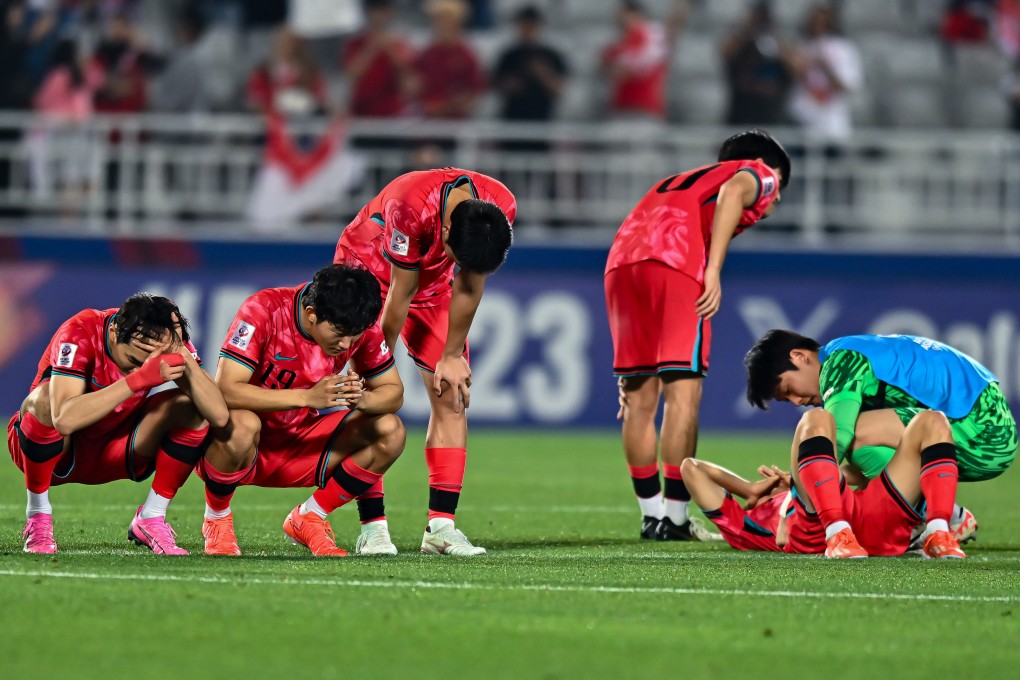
[0, 112, 1017, 248]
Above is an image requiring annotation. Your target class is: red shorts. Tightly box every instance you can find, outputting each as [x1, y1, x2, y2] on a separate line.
[7, 411, 154, 486]
[790, 473, 920, 557]
[706, 494, 782, 552]
[196, 409, 355, 490]
[401, 298, 470, 373]
[605, 261, 711, 377]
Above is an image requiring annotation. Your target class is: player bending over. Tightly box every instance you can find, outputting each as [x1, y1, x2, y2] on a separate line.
[605, 129, 790, 541]
[745, 330, 1017, 541]
[7, 294, 228, 555]
[335, 167, 515, 556]
[199, 264, 404, 557]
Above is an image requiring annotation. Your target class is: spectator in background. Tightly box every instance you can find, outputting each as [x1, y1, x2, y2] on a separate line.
[601, 1, 671, 120]
[996, 0, 1020, 58]
[721, 1, 796, 126]
[492, 5, 568, 123]
[341, 0, 415, 118]
[0, 0, 32, 110]
[20, 0, 77, 92]
[28, 37, 102, 208]
[91, 12, 152, 113]
[247, 27, 329, 116]
[941, 0, 995, 45]
[415, 0, 486, 119]
[788, 3, 862, 140]
[150, 6, 208, 113]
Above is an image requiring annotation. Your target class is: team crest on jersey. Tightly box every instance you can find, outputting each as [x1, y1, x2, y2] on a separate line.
[57, 342, 78, 367]
[380, 340, 390, 355]
[761, 174, 776, 197]
[390, 229, 409, 256]
[229, 321, 255, 350]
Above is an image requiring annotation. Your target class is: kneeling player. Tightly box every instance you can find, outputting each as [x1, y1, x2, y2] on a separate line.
[199, 264, 405, 557]
[7, 294, 228, 555]
[788, 408, 965, 559]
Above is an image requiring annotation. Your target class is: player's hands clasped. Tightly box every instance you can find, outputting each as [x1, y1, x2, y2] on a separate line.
[695, 267, 722, 319]
[434, 354, 471, 413]
[305, 373, 365, 410]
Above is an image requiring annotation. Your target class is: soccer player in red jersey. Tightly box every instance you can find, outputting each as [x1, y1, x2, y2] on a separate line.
[198, 264, 405, 557]
[605, 129, 791, 541]
[335, 168, 515, 556]
[683, 411, 966, 559]
[6, 294, 228, 555]
[785, 407, 966, 559]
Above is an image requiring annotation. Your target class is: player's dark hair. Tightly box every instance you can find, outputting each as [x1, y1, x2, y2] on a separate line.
[744, 329, 820, 410]
[114, 293, 190, 346]
[718, 128, 791, 190]
[447, 199, 513, 274]
[304, 264, 382, 335]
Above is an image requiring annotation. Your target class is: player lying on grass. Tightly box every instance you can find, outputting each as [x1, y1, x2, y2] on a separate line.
[199, 264, 405, 557]
[605, 129, 790, 542]
[335, 167, 515, 556]
[683, 408, 967, 559]
[7, 294, 228, 555]
[745, 330, 1016, 542]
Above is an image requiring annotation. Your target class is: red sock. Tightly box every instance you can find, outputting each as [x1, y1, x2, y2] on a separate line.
[627, 462, 660, 499]
[425, 447, 466, 520]
[203, 461, 254, 512]
[662, 463, 691, 501]
[920, 443, 958, 523]
[151, 426, 207, 499]
[18, 412, 64, 494]
[312, 457, 381, 515]
[357, 479, 386, 524]
[796, 436, 845, 529]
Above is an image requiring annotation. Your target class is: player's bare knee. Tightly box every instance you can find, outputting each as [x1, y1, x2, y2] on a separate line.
[913, 410, 952, 441]
[372, 413, 406, 463]
[679, 457, 700, 478]
[23, 384, 54, 427]
[796, 408, 834, 440]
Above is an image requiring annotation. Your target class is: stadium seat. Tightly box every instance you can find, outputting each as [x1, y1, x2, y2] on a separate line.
[886, 82, 948, 129]
[670, 76, 726, 124]
[672, 33, 722, 80]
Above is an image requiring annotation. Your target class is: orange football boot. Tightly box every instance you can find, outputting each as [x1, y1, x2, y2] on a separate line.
[282, 506, 348, 556]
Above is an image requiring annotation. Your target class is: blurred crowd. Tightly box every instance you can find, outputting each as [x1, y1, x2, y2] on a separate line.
[5, 0, 1020, 132]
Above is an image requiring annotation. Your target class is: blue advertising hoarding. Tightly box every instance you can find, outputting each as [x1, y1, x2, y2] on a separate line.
[1, 240, 1019, 431]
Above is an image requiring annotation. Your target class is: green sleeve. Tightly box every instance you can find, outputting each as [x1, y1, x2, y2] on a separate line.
[819, 350, 874, 460]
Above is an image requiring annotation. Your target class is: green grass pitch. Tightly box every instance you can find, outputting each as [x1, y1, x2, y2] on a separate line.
[2, 430, 1019, 679]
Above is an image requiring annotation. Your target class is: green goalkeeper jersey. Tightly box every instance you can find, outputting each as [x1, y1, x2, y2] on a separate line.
[819, 350, 1017, 481]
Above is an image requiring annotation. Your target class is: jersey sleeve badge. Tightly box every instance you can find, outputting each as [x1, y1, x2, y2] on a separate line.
[57, 343, 78, 368]
[389, 229, 410, 256]
[229, 321, 256, 350]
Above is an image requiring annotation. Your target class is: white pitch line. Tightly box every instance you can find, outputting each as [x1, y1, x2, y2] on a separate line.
[0, 569, 1016, 604]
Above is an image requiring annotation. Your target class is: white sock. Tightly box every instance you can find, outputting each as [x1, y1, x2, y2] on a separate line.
[824, 520, 851, 540]
[361, 519, 388, 533]
[428, 517, 454, 533]
[139, 490, 172, 519]
[204, 504, 231, 520]
[664, 499, 689, 525]
[637, 493, 663, 519]
[26, 490, 52, 518]
[926, 518, 950, 534]
[300, 497, 328, 519]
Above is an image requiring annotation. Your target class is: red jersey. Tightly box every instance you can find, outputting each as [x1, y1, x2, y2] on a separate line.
[218, 283, 394, 433]
[605, 160, 779, 283]
[335, 168, 517, 307]
[415, 42, 486, 118]
[31, 308, 200, 435]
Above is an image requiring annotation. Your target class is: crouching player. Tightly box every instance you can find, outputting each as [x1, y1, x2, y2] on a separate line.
[684, 409, 966, 559]
[7, 294, 228, 555]
[199, 264, 405, 557]
[787, 408, 965, 559]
